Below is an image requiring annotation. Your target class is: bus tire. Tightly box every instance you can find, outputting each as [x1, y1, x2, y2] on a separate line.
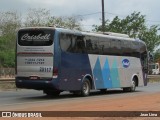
[123, 78, 136, 92]
[130, 78, 136, 92]
[81, 78, 91, 97]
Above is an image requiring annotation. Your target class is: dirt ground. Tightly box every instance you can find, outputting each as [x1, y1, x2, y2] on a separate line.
[16, 92, 160, 111]
[1, 92, 160, 120]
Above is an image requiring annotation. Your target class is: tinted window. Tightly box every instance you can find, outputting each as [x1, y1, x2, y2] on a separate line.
[18, 29, 54, 46]
[60, 33, 86, 53]
[60, 33, 146, 58]
[60, 34, 75, 52]
[85, 36, 100, 54]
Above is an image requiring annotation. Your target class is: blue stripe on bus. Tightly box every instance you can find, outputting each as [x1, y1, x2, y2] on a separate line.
[102, 58, 112, 88]
[110, 59, 120, 88]
[93, 57, 104, 89]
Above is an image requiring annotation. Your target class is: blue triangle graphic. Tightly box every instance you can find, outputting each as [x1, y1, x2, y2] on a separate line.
[93, 57, 104, 89]
[110, 59, 120, 88]
[102, 58, 112, 88]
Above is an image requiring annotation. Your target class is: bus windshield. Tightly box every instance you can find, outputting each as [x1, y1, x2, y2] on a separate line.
[18, 29, 54, 46]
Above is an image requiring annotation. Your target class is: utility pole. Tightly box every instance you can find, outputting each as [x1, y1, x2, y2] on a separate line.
[102, 0, 105, 33]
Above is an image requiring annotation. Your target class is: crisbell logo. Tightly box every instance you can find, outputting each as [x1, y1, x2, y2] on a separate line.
[122, 59, 130, 68]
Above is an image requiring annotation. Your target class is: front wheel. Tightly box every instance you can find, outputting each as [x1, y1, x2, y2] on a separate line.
[81, 78, 91, 97]
[123, 78, 136, 92]
[130, 78, 136, 92]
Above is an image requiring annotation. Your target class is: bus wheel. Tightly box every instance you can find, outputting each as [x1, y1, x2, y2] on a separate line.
[130, 78, 136, 92]
[123, 78, 136, 92]
[81, 78, 91, 97]
[44, 90, 60, 96]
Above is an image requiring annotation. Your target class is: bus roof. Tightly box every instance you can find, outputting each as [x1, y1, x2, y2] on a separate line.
[55, 27, 140, 41]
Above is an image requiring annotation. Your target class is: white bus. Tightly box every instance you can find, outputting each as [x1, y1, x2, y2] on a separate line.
[16, 27, 148, 96]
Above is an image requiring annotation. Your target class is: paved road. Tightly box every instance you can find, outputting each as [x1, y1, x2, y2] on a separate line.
[0, 82, 160, 110]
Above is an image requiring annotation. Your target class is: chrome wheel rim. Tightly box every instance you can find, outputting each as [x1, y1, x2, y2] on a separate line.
[83, 82, 89, 94]
[131, 80, 136, 91]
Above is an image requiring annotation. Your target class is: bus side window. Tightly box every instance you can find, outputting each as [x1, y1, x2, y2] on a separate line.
[72, 36, 86, 53]
[88, 36, 99, 54]
[60, 33, 73, 52]
[86, 39, 93, 50]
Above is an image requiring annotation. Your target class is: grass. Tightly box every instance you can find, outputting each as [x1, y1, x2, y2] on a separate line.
[0, 82, 16, 90]
[148, 78, 160, 83]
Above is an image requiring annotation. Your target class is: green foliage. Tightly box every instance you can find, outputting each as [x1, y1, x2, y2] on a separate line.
[24, 8, 82, 30]
[0, 11, 20, 67]
[153, 51, 160, 62]
[0, 50, 15, 67]
[48, 16, 82, 30]
[138, 25, 160, 52]
[0, 35, 16, 68]
[93, 12, 146, 37]
[24, 8, 50, 27]
[0, 11, 21, 35]
[93, 12, 160, 53]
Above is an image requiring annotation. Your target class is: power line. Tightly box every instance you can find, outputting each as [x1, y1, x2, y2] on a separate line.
[75, 12, 101, 17]
[74, 11, 160, 24]
[106, 12, 126, 18]
[74, 11, 126, 18]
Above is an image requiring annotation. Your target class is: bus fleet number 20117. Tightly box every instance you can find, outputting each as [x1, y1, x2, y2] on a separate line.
[39, 67, 52, 72]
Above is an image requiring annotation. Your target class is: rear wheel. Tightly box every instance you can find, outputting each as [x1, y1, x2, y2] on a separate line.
[81, 78, 91, 97]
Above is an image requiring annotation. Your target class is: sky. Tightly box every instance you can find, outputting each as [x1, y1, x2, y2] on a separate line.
[0, 0, 160, 31]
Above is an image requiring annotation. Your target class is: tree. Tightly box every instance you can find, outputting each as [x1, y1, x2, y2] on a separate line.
[138, 25, 160, 52]
[24, 8, 82, 30]
[24, 8, 50, 27]
[0, 11, 21, 67]
[0, 11, 21, 35]
[93, 12, 146, 37]
[48, 16, 82, 30]
[93, 12, 160, 53]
